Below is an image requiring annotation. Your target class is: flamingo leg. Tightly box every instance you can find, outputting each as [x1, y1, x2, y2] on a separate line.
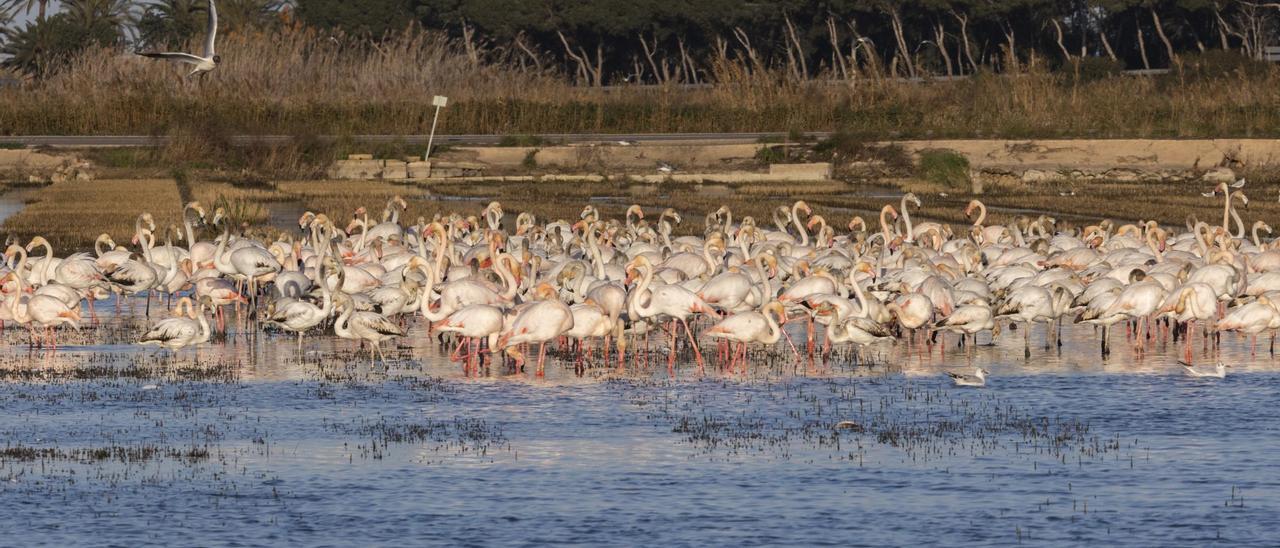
[536, 341, 547, 377]
[1024, 323, 1030, 358]
[1184, 320, 1194, 363]
[680, 318, 704, 369]
[668, 319, 677, 371]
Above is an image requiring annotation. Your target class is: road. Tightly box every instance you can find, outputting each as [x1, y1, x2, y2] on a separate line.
[0, 132, 831, 148]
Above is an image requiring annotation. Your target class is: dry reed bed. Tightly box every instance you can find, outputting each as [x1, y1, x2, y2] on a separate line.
[1, 28, 1279, 138]
[3, 179, 183, 251]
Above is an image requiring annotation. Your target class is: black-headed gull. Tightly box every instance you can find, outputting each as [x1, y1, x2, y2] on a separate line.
[136, 0, 220, 77]
[946, 367, 988, 387]
[1179, 360, 1227, 378]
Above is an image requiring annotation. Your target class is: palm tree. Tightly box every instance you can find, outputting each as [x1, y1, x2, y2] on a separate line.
[217, 0, 286, 32]
[137, 0, 204, 48]
[62, 0, 136, 32]
[1, 8, 123, 76]
[0, 0, 51, 21]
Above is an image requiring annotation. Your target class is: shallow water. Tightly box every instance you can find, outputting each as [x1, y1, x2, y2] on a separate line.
[1, 301, 1277, 546]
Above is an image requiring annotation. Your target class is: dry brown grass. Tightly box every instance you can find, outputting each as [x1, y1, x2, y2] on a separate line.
[3, 179, 183, 251]
[0, 28, 1277, 140]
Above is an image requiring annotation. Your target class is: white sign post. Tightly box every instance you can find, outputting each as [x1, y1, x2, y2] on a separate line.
[425, 95, 449, 162]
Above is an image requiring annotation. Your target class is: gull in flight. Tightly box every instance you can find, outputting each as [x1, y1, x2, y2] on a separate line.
[1179, 360, 1227, 378]
[657, 162, 676, 174]
[1231, 178, 1247, 189]
[946, 367, 988, 387]
[136, 0, 220, 77]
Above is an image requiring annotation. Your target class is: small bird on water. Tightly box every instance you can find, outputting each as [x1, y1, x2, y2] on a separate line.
[946, 367, 988, 387]
[1179, 360, 1227, 378]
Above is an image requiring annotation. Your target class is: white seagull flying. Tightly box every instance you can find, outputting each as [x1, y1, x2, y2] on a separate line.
[136, 0, 221, 77]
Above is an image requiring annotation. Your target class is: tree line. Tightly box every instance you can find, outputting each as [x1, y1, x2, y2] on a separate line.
[3, 0, 1279, 82]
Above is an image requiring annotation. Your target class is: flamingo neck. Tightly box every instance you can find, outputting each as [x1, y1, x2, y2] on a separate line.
[901, 197, 914, 242]
[791, 206, 809, 247]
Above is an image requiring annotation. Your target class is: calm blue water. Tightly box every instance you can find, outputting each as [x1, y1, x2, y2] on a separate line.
[0, 318, 1277, 546]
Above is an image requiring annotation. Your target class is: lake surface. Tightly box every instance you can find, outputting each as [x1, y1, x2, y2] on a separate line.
[0, 304, 1276, 546]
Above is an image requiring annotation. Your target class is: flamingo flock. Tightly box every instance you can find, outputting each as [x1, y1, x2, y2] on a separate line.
[0, 184, 1273, 376]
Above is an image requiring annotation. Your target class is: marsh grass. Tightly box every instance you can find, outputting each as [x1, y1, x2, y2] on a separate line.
[0, 28, 1277, 139]
[916, 149, 972, 191]
[3, 179, 182, 251]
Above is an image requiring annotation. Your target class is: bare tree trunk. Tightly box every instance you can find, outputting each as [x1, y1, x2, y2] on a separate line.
[631, 55, 643, 84]
[557, 31, 600, 86]
[783, 14, 809, 81]
[1050, 19, 1072, 62]
[513, 32, 543, 72]
[933, 22, 954, 76]
[677, 37, 699, 84]
[1001, 22, 1018, 72]
[592, 42, 604, 87]
[951, 10, 978, 73]
[1099, 29, 1118, 60]
[1214, 6, 1232, 50]
[1137, 23, 1151, 70]
[638, 33, 668, 85]
[460, 18, 480, 67]
[732, 27, 764, 72]
[888, 7, 916, 77]
[1150, 8, 1177, 66]
[828, 17, 849, 80]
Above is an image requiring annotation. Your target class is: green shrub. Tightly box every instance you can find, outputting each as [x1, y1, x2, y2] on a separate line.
[88, 148, 157, 168]
[498, 135, 546, 147]
[522, 149, 539, 169]
[754, 145, 788, 164]
[916, 148, 970, 189]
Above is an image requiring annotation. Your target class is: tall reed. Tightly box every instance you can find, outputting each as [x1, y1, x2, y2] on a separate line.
[1, 26, 1278, 138]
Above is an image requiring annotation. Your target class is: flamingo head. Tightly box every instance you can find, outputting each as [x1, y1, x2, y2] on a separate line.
[534, 283, 558, 300]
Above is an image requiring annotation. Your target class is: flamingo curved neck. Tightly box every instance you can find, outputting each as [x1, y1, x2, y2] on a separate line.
[972, 202, 987, 227]
[791, 205, 809, 247]
[629, 264, 657, 318]
[901, 196, 915, 242]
